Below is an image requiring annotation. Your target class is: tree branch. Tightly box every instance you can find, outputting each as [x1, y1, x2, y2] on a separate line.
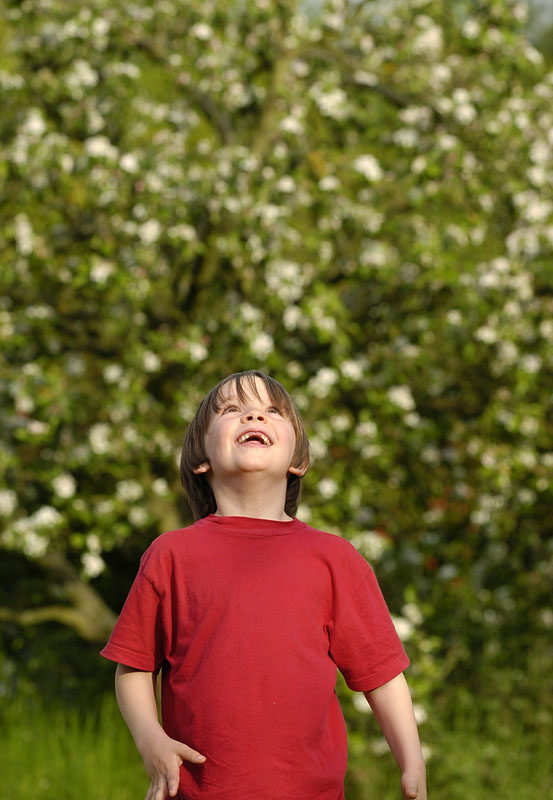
[1, 552, 117, 643]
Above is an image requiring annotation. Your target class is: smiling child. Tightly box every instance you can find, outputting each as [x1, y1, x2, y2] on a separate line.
[101, 370, 426, 800]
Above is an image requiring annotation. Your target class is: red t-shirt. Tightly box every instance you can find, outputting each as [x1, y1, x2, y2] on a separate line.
[101, 515, 409, 800]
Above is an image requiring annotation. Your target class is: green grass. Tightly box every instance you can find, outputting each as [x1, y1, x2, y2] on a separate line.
[0, 695, 551, 799]
[346, 705, 553, 800]
[0, 696, 147, 800]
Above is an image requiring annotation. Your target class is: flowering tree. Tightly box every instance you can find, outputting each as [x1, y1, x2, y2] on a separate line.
[1, 0, 552, 758]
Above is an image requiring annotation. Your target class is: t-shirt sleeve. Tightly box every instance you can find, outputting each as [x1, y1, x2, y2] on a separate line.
[100, 549, 165, 673]
[328, 552, 410, 693]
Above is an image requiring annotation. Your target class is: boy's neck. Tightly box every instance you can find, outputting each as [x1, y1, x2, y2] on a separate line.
[211, 478, 293, 521]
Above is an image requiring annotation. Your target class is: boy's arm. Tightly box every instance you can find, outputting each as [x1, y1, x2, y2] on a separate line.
[115, 664, 206, 800]
[364, 673, 427, 800]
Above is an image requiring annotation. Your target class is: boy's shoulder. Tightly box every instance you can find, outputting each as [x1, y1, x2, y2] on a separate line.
[296, 521, 371, 561]
[139, 520, 203, 562]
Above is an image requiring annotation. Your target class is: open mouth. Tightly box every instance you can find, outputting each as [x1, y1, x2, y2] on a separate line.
[236, 431, 272, 446]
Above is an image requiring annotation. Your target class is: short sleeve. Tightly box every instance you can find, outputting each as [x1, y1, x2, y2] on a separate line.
[328, 557, 410, 693]
[100, 554, 165, 673]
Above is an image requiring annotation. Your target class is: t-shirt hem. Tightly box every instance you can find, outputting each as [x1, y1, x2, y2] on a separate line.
[100, 642, 159, 672]
[344, 653, 410, 693]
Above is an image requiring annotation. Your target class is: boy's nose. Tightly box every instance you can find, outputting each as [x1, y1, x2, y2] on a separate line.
[242, 409, 266, 422]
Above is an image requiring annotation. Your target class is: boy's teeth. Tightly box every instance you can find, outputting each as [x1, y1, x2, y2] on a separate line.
[238, 433, 271, 445]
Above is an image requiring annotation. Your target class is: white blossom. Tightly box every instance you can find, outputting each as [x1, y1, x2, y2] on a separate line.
[86, 533, 102, 553]
[315, 87, 349, 120]
[353, 154, 383, 182]
[283, 305, 304, 331]
[14, 213, 34, 255]
[66, 60, 99, 93]
[189, 22, 213, 40]
[498, 340, 518, 363]
[280, 115, 304, 135]
[521, 354, 541, 373]
[527, 165, 547, 186]
[116, 480, 144, 502]
[265, 260, 304, 303]
[351, 531, 387, 561]
[129, 507, 148, 526]
[92, 17, 110, 37]
[85, 136, 118, 160]
[454, 103, 477, 125]
[15, 394, 34, 414]
[462, 19, 481, 39]
[52, 473, 77, 499]
[412, 22, 443, 57]
[520, 417, 539, 436]
[475, 325, 498, 344]
[103, 363, 123, 383]
[319, 175, 340, 191]
[90, 260, 114, 283]
[399, 106, 432, 128]
[34, 506, 63, 527]
[27, 420, 48, 435]
[152, 478, 170, 496]
[352, 694, 372, 713]
[189, 342, 208, 362]
[168, 224, 197, 241]
[82, 552, 106, 578]
[341, 360, 363, 381]
[143, 351, 161, 372]
[412, 155, 427, 174]
[60, 153, 74, 173]
[308, 367, 338, 398]
[318, 477, 338, 498]
[437, 134, 458, 151]
[21, 530, 49, 558]
[250, 332, 274, 359]
[354, 70, 378, 86]
[240, 303, 263, 323]
[0, 490, 17, 516]
[529, 140, 550, 164]
[26, 304, 53, 319]
[393, 128, 419, 148]
[357, 420, 378, 438]
[120, 152, 139, 173]
[108, 62, 141, 79]
[89, 422, 111, 454]
[371, 737, 390, 756]
[387, 385, 415, 411]
[392, 615, 414, 641]
[276, 176, 296, 193]
[403, 603, 424, 626]
[139, 219, 163, 245]
[22, 108, 46, 137]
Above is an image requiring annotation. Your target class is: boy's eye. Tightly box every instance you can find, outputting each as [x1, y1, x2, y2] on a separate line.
[222, 405, 239, 413]
[267, 407, 281, 414]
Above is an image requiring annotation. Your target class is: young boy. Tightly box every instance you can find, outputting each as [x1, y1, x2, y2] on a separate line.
[101, 370, 427, 800]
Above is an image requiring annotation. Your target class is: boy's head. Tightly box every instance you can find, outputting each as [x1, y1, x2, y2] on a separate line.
[180, 370, 310, 520]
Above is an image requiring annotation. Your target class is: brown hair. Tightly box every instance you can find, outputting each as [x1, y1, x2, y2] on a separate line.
[180, 370, 310, 520]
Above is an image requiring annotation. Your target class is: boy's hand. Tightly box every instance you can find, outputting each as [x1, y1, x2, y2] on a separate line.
[401, 769, 427, 800]
[140, 728, 206, 800]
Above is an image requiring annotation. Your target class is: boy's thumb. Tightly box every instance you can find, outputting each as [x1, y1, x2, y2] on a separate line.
[178, 743, 206, 764]
[403, 783, 418, 799]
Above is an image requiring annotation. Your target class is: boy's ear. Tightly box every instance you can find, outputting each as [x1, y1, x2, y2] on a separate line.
[193, 462, 211, 475]
[288, 462, 308, 477]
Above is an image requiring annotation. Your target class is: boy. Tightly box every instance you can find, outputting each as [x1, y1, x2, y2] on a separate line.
[101, 370, 427, 800]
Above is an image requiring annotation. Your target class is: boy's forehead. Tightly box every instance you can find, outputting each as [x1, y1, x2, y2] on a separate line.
[218, 377, 270, 403]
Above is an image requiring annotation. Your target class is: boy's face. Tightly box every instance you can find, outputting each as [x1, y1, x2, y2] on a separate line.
[194, 377, 305, 483]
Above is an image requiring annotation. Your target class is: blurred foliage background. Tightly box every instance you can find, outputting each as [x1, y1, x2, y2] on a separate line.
[1, 0, 552, 797]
